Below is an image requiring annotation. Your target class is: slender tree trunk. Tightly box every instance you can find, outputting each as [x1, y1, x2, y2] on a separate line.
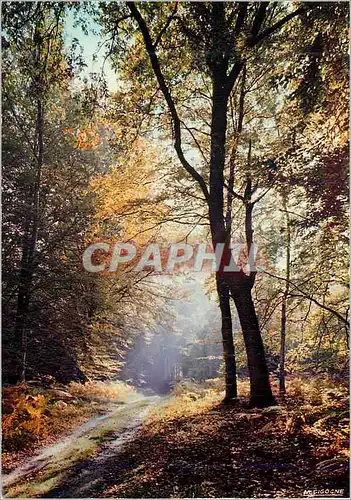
[217, 275, 237, 401]
[279, 296, 287, 395]
[279, 195, 291, 396]
[14, 97, 43, 382]
[15, 277, 30, 382]
[225, 64, 246, 223]
[14, 19, 45, 382]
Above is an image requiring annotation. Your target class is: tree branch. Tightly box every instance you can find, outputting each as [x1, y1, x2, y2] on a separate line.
[223, 181, 244, 202]
[232, 2, 248, 35]
[261, 268, 350, 327]
[181, 121, 208, 164]
[251, 6, 306, 46]
[226, 58, 244, 95]
[228, 4, 306, 92]
[252, 181, 275, 205]
[127, 2, 210, 204]
[250, 2, 269, 39]
[154, 3, 178, 49]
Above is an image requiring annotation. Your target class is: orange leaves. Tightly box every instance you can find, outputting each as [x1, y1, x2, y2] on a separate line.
[64, 125, 101, 150]
[88, 139, 167, 245]
[2, 387, 49, 451]
[68, 381, 136, 402]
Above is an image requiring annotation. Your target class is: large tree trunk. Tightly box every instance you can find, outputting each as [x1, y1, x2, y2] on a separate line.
[207, 6, 239, 402]
[229, 279, 275, 407]
[209, 86, 238, 402]
[219, 67, 246, 403]
[217, 275, 237, 401]
[208, 4, 274, 408]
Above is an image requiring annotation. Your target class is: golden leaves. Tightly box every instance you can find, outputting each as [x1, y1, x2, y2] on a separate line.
[89, 138, 167, 245]
[2, 389, 50, 450]
[64, 125, 102, 150]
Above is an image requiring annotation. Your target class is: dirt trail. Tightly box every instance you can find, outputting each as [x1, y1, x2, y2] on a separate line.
[3, 394, 161, 498]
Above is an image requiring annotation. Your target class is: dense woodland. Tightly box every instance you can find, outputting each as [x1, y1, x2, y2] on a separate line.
[1, 2, 350, 497]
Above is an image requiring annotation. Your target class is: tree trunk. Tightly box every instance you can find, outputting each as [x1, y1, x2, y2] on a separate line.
[14, 96, 44, 382]
[217, 275, 237, 401]
[279, 297, 287, 395]
[128, 1, 276, 408]
[207, 6, 239, 403]
[15, 277, 30, 382]
[279, 195, 291, 396]
[219, 67, 247, 403]
[229, 280, 275, 408]
[209, 92, 239, 402]
[208, 6, 274, 407]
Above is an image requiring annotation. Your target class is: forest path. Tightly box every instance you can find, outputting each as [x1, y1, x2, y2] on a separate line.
[3, 394, 161, 498]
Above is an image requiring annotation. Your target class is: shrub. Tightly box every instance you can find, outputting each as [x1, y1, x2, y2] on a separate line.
[2, 386, 49, 451]
[288, 376, 348, 406]
[68, 380, 136, 402]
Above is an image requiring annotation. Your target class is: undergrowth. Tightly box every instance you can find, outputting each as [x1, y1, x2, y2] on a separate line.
[68, 380, 135, 402]
[2, 380, 136, 472]
[148, 376, 349, 458]
[2, 388, 50, 452]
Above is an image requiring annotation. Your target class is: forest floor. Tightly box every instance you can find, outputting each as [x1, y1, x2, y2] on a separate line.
[2, 378, 349, 499]
[3, 393, 160, 498]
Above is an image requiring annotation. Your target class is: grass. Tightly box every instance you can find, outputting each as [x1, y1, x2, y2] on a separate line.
[147, 379, 223, 426]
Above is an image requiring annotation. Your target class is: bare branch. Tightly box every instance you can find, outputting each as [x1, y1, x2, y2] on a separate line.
[261, 268, 350, 327]
[223, 181, 244, 202]
[181, 121, 207, 163]
[252, 182, 275, 205]
[226, 60, 244, 96]
[251, 6, 306, 46]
